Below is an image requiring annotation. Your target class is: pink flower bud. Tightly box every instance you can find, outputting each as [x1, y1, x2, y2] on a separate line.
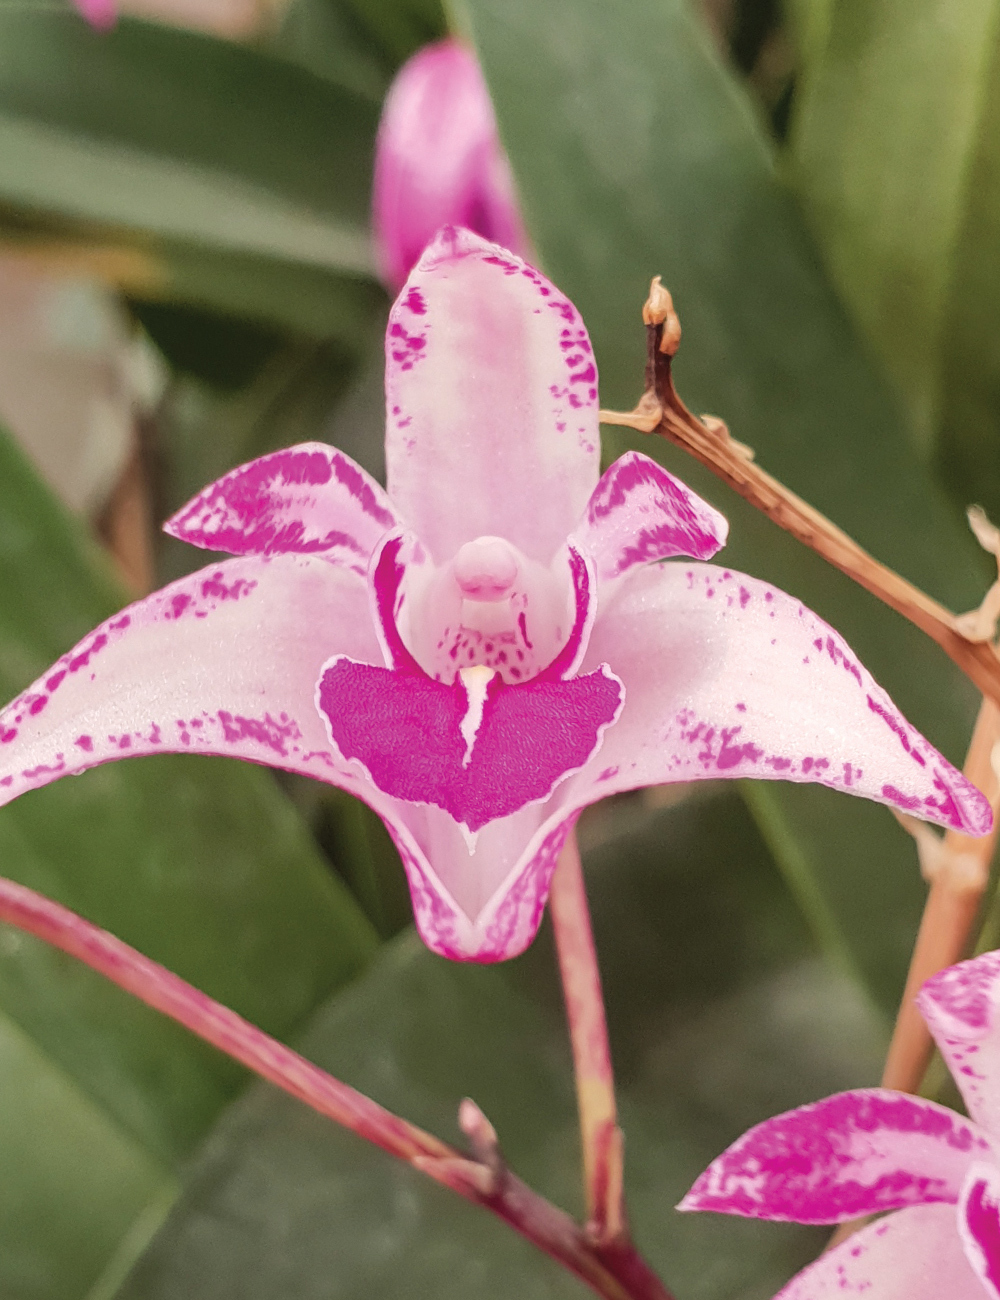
[72, 0, 116, 28]
[372, 39, 529, 292]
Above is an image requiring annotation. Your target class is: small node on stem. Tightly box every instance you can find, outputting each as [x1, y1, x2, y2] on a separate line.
[699, 414, 756, 461]
[599, 390, 663, 433]
[458, 1096, 505, 1192]
[642, 276, 681, 355]
[955, 505, 1000, 643]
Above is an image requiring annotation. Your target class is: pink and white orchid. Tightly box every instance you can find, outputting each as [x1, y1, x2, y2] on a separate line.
[372, 39, 529, 292]
[0, 228, 990, 961]
[680, 947, 1000, 1298]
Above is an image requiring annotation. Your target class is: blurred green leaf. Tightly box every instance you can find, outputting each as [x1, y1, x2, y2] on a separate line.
[785, 0, 999, 450]
[460, 0, 989, 1014]
[0, 425, 379, 1294]
[112, 792, 887, 1300]
[934, 28, 1000, 521]
[0, 12, 385, 339]
[0, 1004, 170, 1300]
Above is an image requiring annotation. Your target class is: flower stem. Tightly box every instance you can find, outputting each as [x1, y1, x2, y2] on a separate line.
[828, 695, 1000, 1251]
[0, 873, 672, 1300]
[883, 695, 1000, 1093]
[549, 829, 626, 1245]
[600, 284, 1000, 709]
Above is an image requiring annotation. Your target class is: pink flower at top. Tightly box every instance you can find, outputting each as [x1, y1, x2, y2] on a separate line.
[372, 39, 529, 292]
[0, 228, 990, 961]
[680, 947, 1000, 1297]
[72, 0, 116, 28]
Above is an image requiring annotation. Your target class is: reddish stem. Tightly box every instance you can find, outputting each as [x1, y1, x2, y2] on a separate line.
[549, 829, 626, 1244]
[0, 875, 673, 1300]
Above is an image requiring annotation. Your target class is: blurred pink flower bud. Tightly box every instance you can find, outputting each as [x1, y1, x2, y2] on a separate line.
[72, 0, 116, 28]
[372, 39, 529, 291]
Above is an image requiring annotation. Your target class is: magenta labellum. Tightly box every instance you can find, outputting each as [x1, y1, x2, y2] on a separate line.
[0, 226, 990, 962]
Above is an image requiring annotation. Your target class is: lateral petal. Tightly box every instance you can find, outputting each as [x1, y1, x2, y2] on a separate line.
[384, 226, 600, 564]
[0, 555, 380, 804]
[164, 444, 399, 572]
[567, 563, 991, 834]
[679, 1089, 988, 1222]
[774, 1204, 984, 1300]
[571, 450, 728, 580]
[919, 950, 1000, 1139]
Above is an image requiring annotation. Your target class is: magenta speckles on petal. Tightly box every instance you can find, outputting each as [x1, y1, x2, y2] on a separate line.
[679, 1089, 989, 1222]
[316, 656, 622, 833]
[959, 1165, 1000, 1298]
[385, 228, 600, 564]
[773, 1203, 986, 1300]
[572, 450, 728, 580]
[165, 444, 399, 571]
[923, 951, 1000, 1034]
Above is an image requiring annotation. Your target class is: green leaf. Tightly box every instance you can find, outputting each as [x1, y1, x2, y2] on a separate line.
[111, 792, 887, 1299]
[785, 0, 1000, 450]
[459, 0, 989, 1015]
[934, 25, 1000, 520]
[0, 12, 385, 338]
[0, 1004, 171, 1300]
[0, 425, 379, 1293]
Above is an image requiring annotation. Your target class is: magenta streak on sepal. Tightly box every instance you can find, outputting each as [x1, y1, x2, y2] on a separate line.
[164, 445, 397, 559]
[369, 530, 424, 673]
[960, 1166, 1000, 1298]
[537, 544, 596, 681]
[576, 451, 727, 578]
[920, 951, 1000, 1033]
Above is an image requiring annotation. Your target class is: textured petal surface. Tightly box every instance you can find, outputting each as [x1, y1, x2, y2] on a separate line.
[384, 227, 601, 564]
[774, 1204, 984, 1300]
[316, 656, 622, 833]
[679, 1089, 988, 1222]
[571, 450, 728, 580]
[959, 1163, 1000, 1299]
[372, 39, 528, 292]
[919, 950, 1000, 1139]
[0, 555, 381, 804]
[164, 444, 399, 573]
[566, 563, 991, 833]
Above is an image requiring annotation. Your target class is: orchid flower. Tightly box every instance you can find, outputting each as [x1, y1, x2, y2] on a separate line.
[0, 227, 990, 962]
[680, 947, 1000, 1298]
[372, 39, 529, 292]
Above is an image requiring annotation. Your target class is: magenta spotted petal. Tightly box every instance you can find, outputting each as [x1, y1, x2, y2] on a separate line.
[679, 1089, 990, 1223]
[0, 227, 992, 962]
[919, 949, 1000, 1137]
[165, 443, 399, 573]
[774, 1203, 987, 1300]
[571, 450, 729, 580]
[683, 947, 1000, 1299]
